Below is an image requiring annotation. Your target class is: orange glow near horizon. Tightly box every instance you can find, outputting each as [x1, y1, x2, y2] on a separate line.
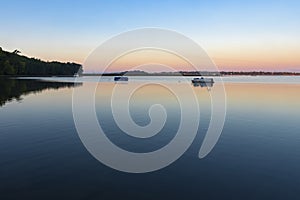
[105, 50, 193, 72]
[84, 48, 216, 73]
[11, 42, 299, 73]
[205, 39, 300, 71]
[83, 47, 300, 72]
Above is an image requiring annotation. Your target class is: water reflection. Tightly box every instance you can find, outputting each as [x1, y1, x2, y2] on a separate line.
[192, 81, 214, 91]
[0, 77, 300, 199]
[0, 78, 82, 107]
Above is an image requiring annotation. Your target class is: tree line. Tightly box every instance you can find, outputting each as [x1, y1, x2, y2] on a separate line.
[0, 47, 82, 76]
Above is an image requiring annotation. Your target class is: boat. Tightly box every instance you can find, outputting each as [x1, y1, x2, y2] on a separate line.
[191, 77, 214, 84]
[192, 77, 214, 90]
[114, 76, 129, 81]
[192, 81, 214, 88]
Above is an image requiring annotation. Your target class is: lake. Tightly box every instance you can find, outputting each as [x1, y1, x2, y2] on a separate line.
[0, 76, 300, 199]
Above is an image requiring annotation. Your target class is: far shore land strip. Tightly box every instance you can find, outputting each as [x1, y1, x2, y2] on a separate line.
[1, 70, 300, 77]
[83, 70, 300, 77]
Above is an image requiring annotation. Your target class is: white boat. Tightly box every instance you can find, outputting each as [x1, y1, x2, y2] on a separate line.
[191, 77, 214, 83]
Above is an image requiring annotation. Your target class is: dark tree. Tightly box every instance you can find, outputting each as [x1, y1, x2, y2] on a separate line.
[0, 47, 82, 76]
[13, 49, 21, 54]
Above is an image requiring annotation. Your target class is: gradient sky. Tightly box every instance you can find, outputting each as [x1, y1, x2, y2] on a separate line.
[1, 0, 299, 71]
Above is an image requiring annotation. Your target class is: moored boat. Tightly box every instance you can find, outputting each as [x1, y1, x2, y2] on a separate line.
[191, 77, 214, 83]
[114, 76, 129, 81]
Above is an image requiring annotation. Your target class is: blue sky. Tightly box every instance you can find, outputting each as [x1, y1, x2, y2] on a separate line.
[1, 0, 299, 71]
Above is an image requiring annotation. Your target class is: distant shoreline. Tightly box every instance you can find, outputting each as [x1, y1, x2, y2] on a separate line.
[82, 71, 300, 77]
[1, 73, 300, 78]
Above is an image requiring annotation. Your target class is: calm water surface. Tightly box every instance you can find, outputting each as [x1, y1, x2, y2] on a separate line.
[0, 76, 300, 199]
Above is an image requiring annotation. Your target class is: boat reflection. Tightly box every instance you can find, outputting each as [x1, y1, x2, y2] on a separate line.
[192, 81, 214, 90]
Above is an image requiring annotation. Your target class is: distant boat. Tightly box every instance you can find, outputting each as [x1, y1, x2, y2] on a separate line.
[114, 76, 129, 81]
[191, 77, 214, 84]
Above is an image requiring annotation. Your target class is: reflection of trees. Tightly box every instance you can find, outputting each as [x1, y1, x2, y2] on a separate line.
[0, 78, 82, 107]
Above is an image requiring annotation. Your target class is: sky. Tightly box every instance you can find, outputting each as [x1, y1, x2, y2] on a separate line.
[1, 0, 300, 72]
